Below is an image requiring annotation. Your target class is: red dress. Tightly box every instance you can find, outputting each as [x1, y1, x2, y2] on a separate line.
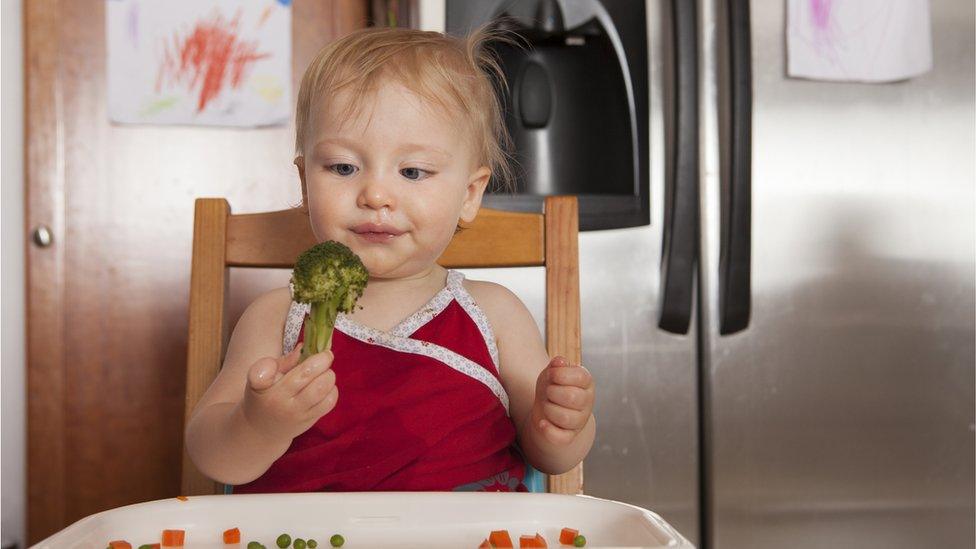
[235, 270, 527, 493]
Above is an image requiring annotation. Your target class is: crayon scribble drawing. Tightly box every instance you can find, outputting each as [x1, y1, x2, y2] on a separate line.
[107, 0, 291, 127]
[786, 0, 932, 83]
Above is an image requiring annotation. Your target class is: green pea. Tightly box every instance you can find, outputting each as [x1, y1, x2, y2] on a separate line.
[139, 545, 157, 549]
[247, 542, 263, 549]
[330, 534, 345, 547]
[573, 534, 587, 547]
[277, 533, 292, 548]
[307, 540, 318, 548]
[293, 539, 306, 549]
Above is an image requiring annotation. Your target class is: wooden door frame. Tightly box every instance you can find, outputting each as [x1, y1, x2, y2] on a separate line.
[24, 0, 67, 543]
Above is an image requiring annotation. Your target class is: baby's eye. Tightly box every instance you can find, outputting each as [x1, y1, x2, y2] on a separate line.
[400, 167, 432, 181]
[329, 163, 358, 176]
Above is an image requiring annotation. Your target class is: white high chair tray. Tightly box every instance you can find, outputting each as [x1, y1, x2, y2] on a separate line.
[33, 492, 694, 548]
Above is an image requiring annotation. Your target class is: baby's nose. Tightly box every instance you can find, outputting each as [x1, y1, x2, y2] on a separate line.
[358, 176, 396, 210]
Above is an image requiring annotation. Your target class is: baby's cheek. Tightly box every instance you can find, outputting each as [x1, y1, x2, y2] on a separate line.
[420, 211, 462, 250]
[310, 222, 344, 247]
[434, 224, 461, 257]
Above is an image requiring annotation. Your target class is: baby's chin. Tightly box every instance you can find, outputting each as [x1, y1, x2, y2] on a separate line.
[361, 256, 443, 282]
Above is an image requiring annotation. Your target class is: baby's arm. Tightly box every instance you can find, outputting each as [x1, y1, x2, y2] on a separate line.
[184, 288, 338, 485]
[471, 282, 596, 475]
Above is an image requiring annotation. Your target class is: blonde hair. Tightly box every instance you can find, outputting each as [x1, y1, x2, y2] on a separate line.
[295, 25, 518, 193]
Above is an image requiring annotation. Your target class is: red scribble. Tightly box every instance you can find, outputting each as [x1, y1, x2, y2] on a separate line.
[156, 10, 270, 113]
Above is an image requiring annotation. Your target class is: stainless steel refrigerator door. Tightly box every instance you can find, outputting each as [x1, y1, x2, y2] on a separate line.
[460, 1, 703, 543]
[577, 0, 700, 543]
[698, 1, 975, 547]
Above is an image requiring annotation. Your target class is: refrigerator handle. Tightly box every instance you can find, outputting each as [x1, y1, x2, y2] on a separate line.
[719, 0, 752, 334]
[658, 0, 699, 335]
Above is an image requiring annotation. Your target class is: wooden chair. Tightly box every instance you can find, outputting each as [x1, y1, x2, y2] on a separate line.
[181, 196, 582, 496]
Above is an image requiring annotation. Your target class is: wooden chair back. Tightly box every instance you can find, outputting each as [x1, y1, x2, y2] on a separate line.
[181, 196, 582, 496]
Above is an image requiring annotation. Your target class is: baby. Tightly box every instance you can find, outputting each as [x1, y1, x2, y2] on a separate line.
[185, 25, 595, 492]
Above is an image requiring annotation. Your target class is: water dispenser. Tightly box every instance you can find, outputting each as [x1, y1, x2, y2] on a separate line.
[447, 0, 649, 230]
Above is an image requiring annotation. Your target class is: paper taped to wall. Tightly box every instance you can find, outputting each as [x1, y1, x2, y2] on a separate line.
[787, 0, 933, 83]
[106, 0, 292, 127]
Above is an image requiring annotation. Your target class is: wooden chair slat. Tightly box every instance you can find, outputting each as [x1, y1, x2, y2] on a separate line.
[224, 206, 546, 269]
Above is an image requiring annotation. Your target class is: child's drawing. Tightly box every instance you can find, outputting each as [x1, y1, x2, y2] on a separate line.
[107, 0, 292, 127]
[787, 0, 932, 83]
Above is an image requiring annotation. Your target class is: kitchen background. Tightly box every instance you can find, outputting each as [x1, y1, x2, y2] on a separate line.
[2, 1, 974, 548]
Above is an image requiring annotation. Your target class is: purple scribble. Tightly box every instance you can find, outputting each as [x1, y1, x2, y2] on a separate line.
[127, 2, 139, 49]
[810, 0, 833, 30]
[808, 0, 839, 63]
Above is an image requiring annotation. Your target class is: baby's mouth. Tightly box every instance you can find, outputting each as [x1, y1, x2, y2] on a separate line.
[350, 222, 405, 242]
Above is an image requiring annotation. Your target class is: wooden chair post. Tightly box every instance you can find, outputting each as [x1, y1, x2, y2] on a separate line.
[543, 196, 584, 495]
[181, 199, 231, 496]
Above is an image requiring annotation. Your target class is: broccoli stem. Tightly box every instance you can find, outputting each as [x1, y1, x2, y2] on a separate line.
[300, 296, 341, 362]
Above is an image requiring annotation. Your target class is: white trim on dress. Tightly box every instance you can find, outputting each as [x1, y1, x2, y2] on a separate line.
[447, 272, 501, 370]
[334, 314, 509, 414]
[281, 270, 508, 413]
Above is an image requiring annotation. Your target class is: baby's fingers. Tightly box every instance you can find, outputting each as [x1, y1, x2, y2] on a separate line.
[306, 385, 339, 420]
[545, 384, 591, 412]
[295, 368, 337, 411]
[538, 418, 577, 446]
[282, 350, 334, 395]
[549, 363, 593, 389]
[541, 401, 589, 432]
[276, 343, 303, 375]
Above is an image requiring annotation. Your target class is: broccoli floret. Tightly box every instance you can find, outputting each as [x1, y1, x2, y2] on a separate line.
[290, 241, 369, 361]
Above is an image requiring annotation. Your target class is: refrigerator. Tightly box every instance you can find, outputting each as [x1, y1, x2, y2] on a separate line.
[429, 0, 976, 546]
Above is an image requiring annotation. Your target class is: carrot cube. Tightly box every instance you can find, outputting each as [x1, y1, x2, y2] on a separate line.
[519, 533, 548, 547]
[559, 528, 578, 545]
[176, 496, 189, 502]
[223, 527, 241, 544]
[161, 529, 185, 546]
[489, 530, 514, 548]
[108, 542, 132, 549]
[479, 539, 491, 548]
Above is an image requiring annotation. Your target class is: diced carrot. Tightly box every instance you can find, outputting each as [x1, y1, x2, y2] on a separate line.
[223, 527, 241, 544]
[559, 528, 579, 545]
[489, 530, 514, 548]
[478, 539, 491, 549]
[161, 529, 185, 546]
[108, 542, 132, 549]
[176, 496, 189, 502]
[519, 533, 548, 548]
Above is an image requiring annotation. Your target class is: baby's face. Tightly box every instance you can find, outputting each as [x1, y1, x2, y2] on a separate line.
[299, 81, 490, 280]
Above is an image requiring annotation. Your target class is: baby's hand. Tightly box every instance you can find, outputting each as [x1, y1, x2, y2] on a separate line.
[531, 356, 595, 446]
[240, 344, 339, 443]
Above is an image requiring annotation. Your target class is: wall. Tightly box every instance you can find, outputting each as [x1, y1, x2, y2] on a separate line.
[2, 0, 27, 547]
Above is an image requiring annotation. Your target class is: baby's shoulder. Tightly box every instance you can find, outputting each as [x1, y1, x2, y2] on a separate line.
[223, 286, 293, 358]
[459, 277, 544, 358]
[460, 278, 533, 333]
[239, 286, 293, 328]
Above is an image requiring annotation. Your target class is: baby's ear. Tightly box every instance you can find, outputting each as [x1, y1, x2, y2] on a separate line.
[295, 156, 308, 210]
[460, 166, 491, 223]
